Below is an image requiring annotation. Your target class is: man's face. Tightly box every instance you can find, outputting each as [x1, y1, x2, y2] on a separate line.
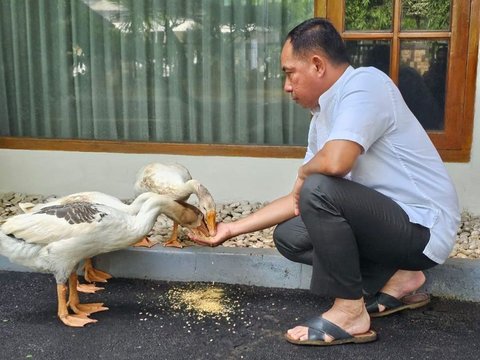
[281, 40, 323, 109]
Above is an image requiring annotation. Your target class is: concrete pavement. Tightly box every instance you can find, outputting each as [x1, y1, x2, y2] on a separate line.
[1, 270, 479, 360]
[1, 245, 479, 359]
[1, 246, 478, 301]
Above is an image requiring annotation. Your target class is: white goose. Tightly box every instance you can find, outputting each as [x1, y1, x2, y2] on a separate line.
[19, 191, 163, 292]
[134, 163, 217, 248]
[0, 192, 209, 327]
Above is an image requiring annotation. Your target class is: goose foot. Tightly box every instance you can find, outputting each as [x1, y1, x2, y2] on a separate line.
[69, 302, 109, 316]
[58, 282, 98, 328]
[132, 237, 158, 248]
[163, 223, 183, 248]
[83, 258, 112, 283]
[59, 313, 98, 327]
[76, 282, 104, 294]
[163, 238, 184, 248]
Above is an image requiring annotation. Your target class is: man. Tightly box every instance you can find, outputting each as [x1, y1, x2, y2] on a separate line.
[191, 18, 459, 346]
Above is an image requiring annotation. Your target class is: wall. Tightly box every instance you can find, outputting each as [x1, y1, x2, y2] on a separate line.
[444, 47, 480, 212]
[0, 137, 477, 211]
[0, 150, 301, 203]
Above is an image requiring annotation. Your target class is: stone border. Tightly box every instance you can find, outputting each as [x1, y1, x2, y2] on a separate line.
[1, 246, 478, 301]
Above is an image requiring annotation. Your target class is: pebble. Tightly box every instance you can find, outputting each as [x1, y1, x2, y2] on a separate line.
[0, 192, 478, 260]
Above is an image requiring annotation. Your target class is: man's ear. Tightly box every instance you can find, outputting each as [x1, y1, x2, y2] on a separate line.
[312, 55, 326, 76]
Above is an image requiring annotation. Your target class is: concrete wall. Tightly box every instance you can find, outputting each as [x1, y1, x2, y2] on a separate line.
[0, 150, 300, 203]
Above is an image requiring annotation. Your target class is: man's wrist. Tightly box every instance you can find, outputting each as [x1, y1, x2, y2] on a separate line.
[298, 165, 307, 180]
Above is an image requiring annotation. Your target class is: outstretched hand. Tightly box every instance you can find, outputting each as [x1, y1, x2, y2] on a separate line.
[188, 222, 232, 247]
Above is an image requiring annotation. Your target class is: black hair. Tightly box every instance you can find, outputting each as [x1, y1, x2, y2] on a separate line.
[286, 18, 350, 65]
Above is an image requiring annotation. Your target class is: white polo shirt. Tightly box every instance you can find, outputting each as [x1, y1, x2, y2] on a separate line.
[305, 66, 460, 264]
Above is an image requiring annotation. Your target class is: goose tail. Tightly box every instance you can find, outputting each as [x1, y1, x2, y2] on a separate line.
[18, 202, 37, 213]
[0, 232, 42, 269]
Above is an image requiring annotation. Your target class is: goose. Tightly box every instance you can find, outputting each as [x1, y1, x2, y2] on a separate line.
[18, 191, 165, 292]
[0, 192, 209, 327]
[134, 163, 217, 248]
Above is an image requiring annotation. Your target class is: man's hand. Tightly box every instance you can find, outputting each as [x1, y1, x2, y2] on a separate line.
[293, 165, 307, 216]
[188, 222, 232, 247]
[292, 176, 305, 216]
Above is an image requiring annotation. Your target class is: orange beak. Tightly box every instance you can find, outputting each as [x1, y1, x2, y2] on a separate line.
[206, 210, 217, 236]
[193, 216, 210, 237]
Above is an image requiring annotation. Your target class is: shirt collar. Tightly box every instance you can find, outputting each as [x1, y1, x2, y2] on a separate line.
[314, 65, 354, 113]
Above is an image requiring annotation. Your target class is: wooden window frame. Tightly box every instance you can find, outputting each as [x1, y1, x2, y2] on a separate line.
[0, 0, 478, 162]
[317, 0, 479, 162]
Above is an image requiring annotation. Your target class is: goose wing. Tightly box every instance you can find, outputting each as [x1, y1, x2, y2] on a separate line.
[59, 192, 125, 209]
[20, 191, 125, 214]
[1, 202, 113, 245]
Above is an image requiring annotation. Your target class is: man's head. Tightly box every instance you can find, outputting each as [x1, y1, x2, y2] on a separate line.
[281, 18, 350, 109]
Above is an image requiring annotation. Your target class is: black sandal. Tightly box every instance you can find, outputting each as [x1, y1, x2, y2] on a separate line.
[366, 292, 431, 318]
[284, 316, 377, 346]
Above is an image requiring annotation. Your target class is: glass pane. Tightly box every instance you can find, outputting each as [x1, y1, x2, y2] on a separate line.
[401, 0, 451, 31]
[345, 40, 391, 75]
[0, 0, 313, 146]
[345, 0, 393, 31]
[399, 40, 449, 130]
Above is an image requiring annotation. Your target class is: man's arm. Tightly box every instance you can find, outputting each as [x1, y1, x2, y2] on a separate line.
[190, 194, 296, 247]
[300, 139, 362, 179]
[292, 139, 362, 215]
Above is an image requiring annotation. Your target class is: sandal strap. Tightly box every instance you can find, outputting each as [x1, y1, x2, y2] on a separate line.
[304, 316, 352, 341]
[366, 292, 403, 313]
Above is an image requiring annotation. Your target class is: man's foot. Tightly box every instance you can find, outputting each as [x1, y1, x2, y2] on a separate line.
[373, 270, 426, 313]
[366, 292, 431, 317]
[286, 298, 371, 344]
[285, 316, 377, 346]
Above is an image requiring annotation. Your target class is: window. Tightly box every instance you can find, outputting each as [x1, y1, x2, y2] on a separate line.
[1, 0, 478, 161]
[0, 0, 313, 158]
[318, 0, 479, 162]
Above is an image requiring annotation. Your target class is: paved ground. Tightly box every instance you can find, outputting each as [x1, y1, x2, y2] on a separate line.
[1, 270, 479, 360]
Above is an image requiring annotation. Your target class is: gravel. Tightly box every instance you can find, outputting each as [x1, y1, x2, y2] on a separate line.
[0, 192, 478, 260]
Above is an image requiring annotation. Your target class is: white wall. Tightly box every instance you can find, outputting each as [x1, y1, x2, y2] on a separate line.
[0, 150, 301, 203]
[1, 51, 479, 211]
[0, 134, 478, 211]
[444, 46, 480, 213]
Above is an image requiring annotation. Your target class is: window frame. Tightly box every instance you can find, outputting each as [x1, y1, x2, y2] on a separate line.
[0, 0, 478, 162]
[317, 0, 478, 162]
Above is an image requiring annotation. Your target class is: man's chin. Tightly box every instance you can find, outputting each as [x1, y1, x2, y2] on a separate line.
[294, 100, 309, 108]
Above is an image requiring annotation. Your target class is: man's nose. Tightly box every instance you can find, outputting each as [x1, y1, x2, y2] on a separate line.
[284, 80, 293, 93]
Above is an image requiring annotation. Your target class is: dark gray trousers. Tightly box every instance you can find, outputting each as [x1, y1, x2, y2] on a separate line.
[273, 174, 437, 299]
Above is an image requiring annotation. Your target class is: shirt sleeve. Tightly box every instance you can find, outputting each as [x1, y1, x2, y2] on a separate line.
[326, 70, 394, 153]
[303, 116, 317, 164]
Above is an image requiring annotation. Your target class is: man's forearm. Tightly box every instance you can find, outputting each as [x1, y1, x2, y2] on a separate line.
[229, 194, 296, 237]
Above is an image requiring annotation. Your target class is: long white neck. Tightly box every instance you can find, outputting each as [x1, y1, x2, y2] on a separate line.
[168, 180, 197, 199]
[125, 192, 157, 215]
[186, 180, 213, 200]
[132, 194, 188, 237]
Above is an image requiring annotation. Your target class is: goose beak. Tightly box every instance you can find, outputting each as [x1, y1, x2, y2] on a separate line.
[206, 210, 217, 236]
[194, 217, 210, 237]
